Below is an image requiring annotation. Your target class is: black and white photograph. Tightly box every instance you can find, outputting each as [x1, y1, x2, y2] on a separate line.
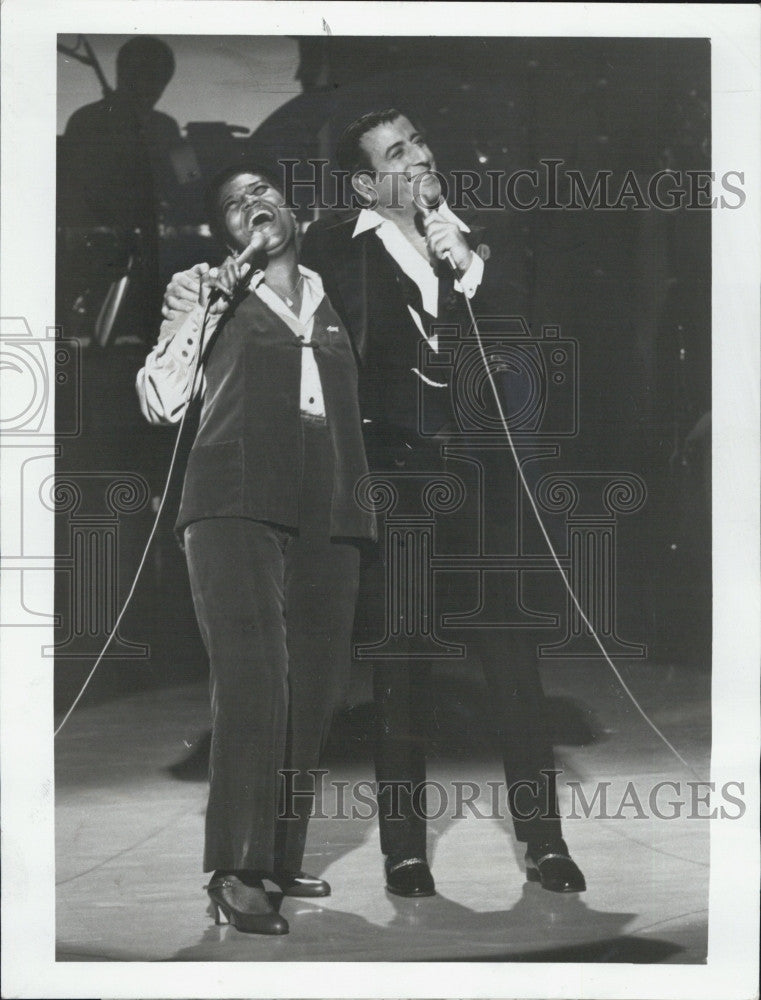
[1, 3, 759, 998]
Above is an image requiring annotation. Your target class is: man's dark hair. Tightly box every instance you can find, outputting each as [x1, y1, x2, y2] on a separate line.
[336, 107, 417, 174]
[204, 160, 283, 244]
[116, 36, 176, 88]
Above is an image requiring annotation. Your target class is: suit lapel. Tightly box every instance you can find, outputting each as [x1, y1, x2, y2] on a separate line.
[329, 226, 415, 361]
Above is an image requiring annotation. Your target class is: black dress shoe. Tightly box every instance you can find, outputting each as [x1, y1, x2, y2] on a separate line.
[525, 839, 586, 893]
[206, 873, 289, 934]
[385, 856, 436, 897]
[272, 869, 331, 897]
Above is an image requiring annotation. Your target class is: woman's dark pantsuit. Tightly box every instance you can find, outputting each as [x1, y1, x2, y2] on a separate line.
[184, 422, 360, 874]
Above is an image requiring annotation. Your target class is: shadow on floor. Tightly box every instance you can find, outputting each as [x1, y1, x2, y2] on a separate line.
[166, 684, 602, 782]
[164, 882, 651, 963]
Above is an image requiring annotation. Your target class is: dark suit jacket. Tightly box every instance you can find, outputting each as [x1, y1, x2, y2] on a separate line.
[298, 207, 572, 554]
[300, 207, 532, 451]
[175, 290, 375, 541]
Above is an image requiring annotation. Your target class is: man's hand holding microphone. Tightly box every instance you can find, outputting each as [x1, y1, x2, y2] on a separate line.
[413, 172, 473, 274]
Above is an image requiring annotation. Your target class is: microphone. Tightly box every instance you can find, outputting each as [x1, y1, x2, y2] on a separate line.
[234, 230, 267, 269]
[412, 173, 457, 272]
[412, 171, 443, 218]
[205, 230, 266, 305]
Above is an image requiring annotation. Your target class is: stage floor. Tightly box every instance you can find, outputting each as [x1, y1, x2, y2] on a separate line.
[55, 661, 711, 963]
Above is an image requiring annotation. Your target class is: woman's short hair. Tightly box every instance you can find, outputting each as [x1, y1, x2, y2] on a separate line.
[204, 160, 283, 242]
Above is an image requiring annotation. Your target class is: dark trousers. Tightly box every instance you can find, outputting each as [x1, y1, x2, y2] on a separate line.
[184, 421, 360, 874]
[362, 443, 563, 860]
[371, 628, 561, 859]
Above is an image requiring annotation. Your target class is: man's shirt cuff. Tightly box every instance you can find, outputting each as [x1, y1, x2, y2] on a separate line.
[453, 250, 484, 299]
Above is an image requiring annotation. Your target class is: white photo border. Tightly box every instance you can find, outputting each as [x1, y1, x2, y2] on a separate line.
[1, 2, 759, 998]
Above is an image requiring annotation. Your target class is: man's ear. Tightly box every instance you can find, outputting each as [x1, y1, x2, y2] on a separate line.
[351, 170, 378, 209]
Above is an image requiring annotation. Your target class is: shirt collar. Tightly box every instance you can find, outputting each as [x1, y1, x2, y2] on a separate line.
[248, 264, 325, 323]
[249, 263, 322, 293]
[352, 201, 470, 238]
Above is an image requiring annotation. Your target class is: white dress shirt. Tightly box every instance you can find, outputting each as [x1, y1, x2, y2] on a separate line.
[137, 265, 326, 424]
[351, 202, 484, 388]
[352, 201, 484, 347]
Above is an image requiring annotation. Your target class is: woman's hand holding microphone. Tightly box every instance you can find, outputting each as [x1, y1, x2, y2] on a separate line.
[161, 232, 266, 321]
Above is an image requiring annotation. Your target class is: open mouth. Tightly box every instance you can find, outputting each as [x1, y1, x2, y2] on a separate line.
[247, 206, 276, 231]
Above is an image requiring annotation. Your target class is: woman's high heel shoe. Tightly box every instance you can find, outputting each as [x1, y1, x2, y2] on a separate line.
[206, 873, 289, 935]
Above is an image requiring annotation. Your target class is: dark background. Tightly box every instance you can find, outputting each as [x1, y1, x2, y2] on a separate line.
[54, 36, 711, 713]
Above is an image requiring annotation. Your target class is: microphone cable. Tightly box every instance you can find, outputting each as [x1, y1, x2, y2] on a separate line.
[458, 289, 701, 778]
[54, 226, 702, 778]
[54, 236, 266, 737]
[53, 297, 215, 738]
[415, 175, 700, 775]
